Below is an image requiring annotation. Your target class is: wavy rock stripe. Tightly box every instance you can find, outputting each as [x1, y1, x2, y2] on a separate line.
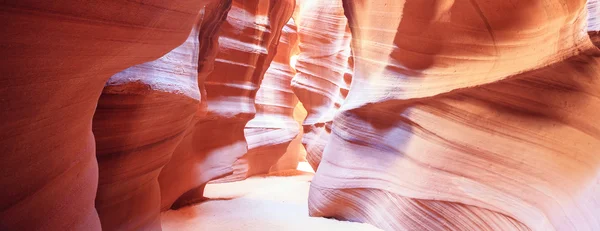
[92, 14, 204, 231]
[589, 0, 599, 32]
[0, 1, 204, 230]
[311, 48, 600, 231]
[292, 0, 353, 170]
[309, 0, 600, 230]
[159, 0, 295, 209]
[590, 0, 600, 46]
[158, 0, 233, 212]
[213, 17, 301, 182]
[339, 0, 591, 109]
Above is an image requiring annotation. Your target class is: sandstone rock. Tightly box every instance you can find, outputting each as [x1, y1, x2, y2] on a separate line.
[291, 0, 353, 170]
[158, 0, 295, 210]
[156, 0, 232, 212]
[589, 0, 599, 32]
[309, 0, 600, 230]
[0, 1, 204, 230]
[271, 101, 309, 172]
[590, 0, 600, 46]
[214, 17, 302, 182]
[92, 14, 204, 230]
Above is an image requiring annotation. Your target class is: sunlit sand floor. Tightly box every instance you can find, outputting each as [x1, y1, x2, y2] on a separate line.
[161, 162, 382, 231]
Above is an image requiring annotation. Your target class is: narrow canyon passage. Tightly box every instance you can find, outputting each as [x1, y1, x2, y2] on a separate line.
[1, 0, 600, 231]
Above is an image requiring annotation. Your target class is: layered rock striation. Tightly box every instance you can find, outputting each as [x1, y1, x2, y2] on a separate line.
[291, 0, 353, 170]
[158, 0, 295, 210]
[92, 14, 204, 231]
[309, 0, 600, 230]
[157, 0, 233, 211]
[590, 0, 600, 45]
[0, 1, 205, 230]
[2, 1, 599, 230]
[217, 17, 302, 182]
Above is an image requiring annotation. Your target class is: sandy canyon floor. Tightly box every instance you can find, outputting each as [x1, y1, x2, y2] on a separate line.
[161, 163, 381, 231]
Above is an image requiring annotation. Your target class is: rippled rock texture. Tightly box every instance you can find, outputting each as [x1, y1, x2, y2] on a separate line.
[0, 1, 205, 230]
[216, 17, 302, 182]
[2, 1, 600, 230]
[590, 0, 599, 31]
[155, 0, 232, 212]
[92, 14, 204, 231]
[158, 0, 295, 210]
[308, 0, 600, 230]
[292, 0, 353, 170]
[590, 0, 600, 45]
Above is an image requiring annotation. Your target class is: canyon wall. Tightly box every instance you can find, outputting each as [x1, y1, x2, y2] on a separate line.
[309, 0, 600, 230]
[2, 1, 599, 230]
[216, 17, 302, 182]
[590, 0, 599, 31]
[92, 15, 204, 231]
[292, 0, 353, 170]
[158, 0, 295, 210]
[270, 101, 309, 172]
[0, 1, 206, 230]
[590, 0, 600, 45]
[156, 0, 232, 211]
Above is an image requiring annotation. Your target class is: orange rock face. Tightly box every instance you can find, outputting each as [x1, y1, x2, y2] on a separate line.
[219, 17, 302, 182]
[292, 0, 353, 170]
[92, 16, 204, 230]
[309, 0, 600, 230]
[158, 0, 295, 210]
[2, 1, 600, 230]
[156, 0, 232, 212]
[0, 1, 205, 230]
[270, 101, 309, 172]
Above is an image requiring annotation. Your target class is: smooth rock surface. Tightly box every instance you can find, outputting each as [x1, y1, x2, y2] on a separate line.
[0, 1, 205, 230]
[92, 14, 203, 231]
[271, 102, 309, 172]
[590, 0, 600, 45]
[589, 0, 599, 32]
[309, 0, 600, 230]
[291, 0, 353, 170]
[158, 0, 233, 212]
[217, 17, 302, 182]
[159, 0, 295, 210]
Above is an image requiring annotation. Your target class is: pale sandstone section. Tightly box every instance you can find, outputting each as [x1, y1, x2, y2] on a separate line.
[309, 0, 600, 230]
[589, 0, 600, 45]
[589, 0, 599, 31]
[271, 101, 309, 172]
[292, 0, 353, 170]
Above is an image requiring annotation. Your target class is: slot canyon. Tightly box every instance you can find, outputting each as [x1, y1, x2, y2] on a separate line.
[0, 0, 599, 230]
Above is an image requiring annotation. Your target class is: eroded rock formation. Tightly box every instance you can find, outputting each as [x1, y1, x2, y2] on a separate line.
[92, 15, 204, 230]
[217, 17, 302, 182]
[158, 0, 295, 210]
[309, 0, 600, 230]
[590, 0, 600, 45]
[270, 101, 309, 172]
[292, 0, 353, 170]
[156, 0, 232, 212]
[2, 1, 600, 230]
[0, 1, 205, 230]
